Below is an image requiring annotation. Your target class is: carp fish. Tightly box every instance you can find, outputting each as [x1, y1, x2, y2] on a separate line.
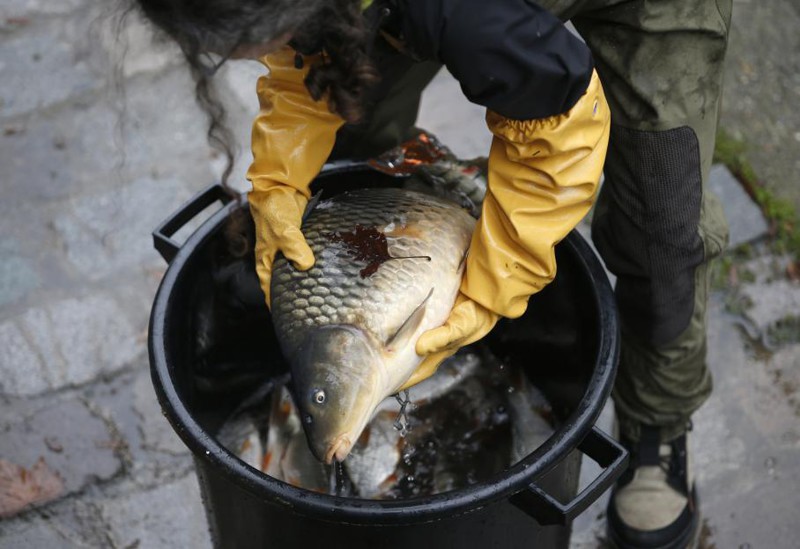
[270, 187, 475, 464]
[216, 351, 556, 499]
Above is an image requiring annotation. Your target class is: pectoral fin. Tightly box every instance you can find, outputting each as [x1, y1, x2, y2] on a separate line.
[457, 248, 468, 273]
[302, 192, 323, 223]
[398, 348, 451, 391]
[385, 288, 433, 352]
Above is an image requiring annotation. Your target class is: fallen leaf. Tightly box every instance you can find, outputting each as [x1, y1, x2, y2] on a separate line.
[5, 17, 31, 26]
[728, 264, 739, 287]
[0, 457, 64, 518]
[787, 261, 800, 282]
[327, 225, 430, 278]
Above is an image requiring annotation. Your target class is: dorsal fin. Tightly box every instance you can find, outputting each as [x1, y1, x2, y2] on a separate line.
[385, 288, 434, 352]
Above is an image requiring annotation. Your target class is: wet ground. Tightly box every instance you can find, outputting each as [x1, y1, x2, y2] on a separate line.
[1, 1, 799, 547]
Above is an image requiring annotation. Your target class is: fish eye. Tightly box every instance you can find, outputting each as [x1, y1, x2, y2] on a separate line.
[313, 389, 326, 405]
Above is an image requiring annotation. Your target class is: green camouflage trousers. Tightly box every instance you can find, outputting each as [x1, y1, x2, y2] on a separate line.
[334, 0, 732, 443]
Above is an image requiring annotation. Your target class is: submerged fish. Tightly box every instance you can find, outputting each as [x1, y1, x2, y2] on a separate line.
[270, 187, 475, 463]
[216, 351, 556, 499]
[263, 384, 329, 491]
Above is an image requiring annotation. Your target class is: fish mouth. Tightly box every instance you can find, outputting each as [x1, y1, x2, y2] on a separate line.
[324, 434, 353, 464]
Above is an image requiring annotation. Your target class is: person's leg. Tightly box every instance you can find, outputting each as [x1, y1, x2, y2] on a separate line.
[572, 0, 732, 545]
[576, 0, 731, 448]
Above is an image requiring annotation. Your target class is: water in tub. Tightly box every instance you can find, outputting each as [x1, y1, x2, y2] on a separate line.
[216, 347, 555, 499]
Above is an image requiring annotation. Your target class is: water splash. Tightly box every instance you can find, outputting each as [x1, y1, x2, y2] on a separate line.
[330, 460, 353, 497]
[393, 389, 413, 436]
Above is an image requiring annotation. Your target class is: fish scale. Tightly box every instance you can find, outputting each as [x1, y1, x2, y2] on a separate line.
[267, 187, 476, 462]
[270, 188, 475, 356]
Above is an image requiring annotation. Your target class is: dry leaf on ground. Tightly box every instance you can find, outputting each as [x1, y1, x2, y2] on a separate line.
[786, 260, 800, 282]
[0, 457, 64, 518]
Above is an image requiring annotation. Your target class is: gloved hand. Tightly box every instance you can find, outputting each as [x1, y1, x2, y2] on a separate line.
[407, 69, 610, 386]
[249, 187, 314, 305]
[400, 292, 498, 391]
[247, 47, 344, 307]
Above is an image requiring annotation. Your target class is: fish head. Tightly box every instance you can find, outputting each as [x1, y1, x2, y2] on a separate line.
[291, 325, 384, 464]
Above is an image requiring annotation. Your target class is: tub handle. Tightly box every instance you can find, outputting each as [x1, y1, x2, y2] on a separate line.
[510, 425, 628, 525]
[152, 184, 234, 263]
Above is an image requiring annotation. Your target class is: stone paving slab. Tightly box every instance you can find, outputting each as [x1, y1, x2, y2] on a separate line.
[694, 303, 800, 549]
[708, 164, 769, 248]
[0, 320, 51, 395]
[100, 475, 212, 549]
[0, 8, 105, 119]
[0, 0, 89, 20]
[86, 364, 190, 462]
[0, 495, 115, 548]
[0, 394, 123, 501]
[720, 0, 800, 213]
[0, 70, 212, 210]
[0, 240, 41, 310]
[96, 9, 183, 81]
[81, 363, 201, 496]
[0, 293, 141, 395]
[52, 177, 193, 282]
[0, 518, 68, 549]
[740, 277, 800, 334]
[0, 4, 181, 120]
[0, 471, 209, 549]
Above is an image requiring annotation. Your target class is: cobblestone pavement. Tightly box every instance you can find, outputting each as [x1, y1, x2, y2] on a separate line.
[719, 0, 800, 213]
[1, 2, 798, 548]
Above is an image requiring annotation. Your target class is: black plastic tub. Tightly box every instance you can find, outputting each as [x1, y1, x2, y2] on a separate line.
[148, 166, 626, 549]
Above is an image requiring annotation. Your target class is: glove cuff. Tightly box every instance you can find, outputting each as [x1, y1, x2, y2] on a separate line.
[247, 47, 344, 199]
[462, 69, 610, 319]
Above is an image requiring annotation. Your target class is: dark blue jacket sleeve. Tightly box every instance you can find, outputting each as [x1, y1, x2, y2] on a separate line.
[398, 0, 593, 120]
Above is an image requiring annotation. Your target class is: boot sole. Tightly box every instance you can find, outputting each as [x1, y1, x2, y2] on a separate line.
[606, 492, 700, 549]
[607, 511, 700, 549]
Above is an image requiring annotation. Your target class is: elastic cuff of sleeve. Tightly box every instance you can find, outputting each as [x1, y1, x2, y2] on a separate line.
[248, 178, 312, 199]
[486, 70, 606, 143]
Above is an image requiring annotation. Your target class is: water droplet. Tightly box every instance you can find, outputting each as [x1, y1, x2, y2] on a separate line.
[393, 390, 413, 436]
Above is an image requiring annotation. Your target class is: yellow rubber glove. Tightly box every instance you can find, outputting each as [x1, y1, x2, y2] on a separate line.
[401, 293, 498, 391]
[412, 70, 610, 385]
[247, 47, 345, 306]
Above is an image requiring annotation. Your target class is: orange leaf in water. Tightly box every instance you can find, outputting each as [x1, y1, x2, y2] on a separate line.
[0, 457, 64, 518]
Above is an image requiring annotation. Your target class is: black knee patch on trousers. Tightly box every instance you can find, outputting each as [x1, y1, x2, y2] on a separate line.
[593, 125, 704, 347]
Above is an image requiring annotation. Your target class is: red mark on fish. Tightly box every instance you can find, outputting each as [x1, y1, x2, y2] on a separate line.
[327, 225, 430, 278]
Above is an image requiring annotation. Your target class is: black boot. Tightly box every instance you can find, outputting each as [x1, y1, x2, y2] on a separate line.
[606, 425, 699, 549]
